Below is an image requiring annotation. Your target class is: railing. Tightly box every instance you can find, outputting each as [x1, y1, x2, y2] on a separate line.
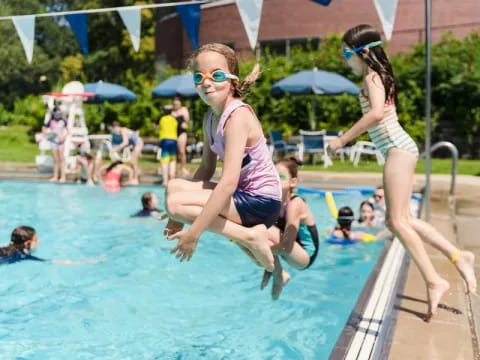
[421, 141, 458, 232]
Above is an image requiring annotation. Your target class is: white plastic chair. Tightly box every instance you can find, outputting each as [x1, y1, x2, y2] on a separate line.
[350, 141, 385, 166]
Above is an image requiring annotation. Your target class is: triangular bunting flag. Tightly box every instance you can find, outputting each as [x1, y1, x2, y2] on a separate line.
[12, 16, 35, 63]
[118, 8, 141, 52]
[65, 13, 88, 55]
[373, 0, 398, 40]
[236, 0, 264, 50]
[176, 4, 201, 50]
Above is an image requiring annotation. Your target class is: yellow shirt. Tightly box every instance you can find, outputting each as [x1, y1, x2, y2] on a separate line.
[159, 115, 178, 140]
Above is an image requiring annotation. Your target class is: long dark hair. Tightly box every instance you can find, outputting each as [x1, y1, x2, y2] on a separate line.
[358, 200, 375, 222]
[276, 157, 303, 178]
[343, 24, 397, 106]
[337, 206, 354, 237]
[0, 226, 36, 257]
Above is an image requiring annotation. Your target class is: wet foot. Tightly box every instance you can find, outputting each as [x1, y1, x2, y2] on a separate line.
[49, 177, 58, 182]
[260, 270, 272, 290]
[164, 218, 184, 237]
[272, 270, 291, 300]
[455, 251, 477, 295]
[246, 225, 274, 272]
[426, 279, 450, 321]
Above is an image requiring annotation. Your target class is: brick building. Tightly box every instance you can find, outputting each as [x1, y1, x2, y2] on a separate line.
[155, 0, 480, 69]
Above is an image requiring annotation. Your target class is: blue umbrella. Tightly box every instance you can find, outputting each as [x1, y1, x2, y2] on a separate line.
[152, 73, 198, 98]
[84, 81, 137, 103]
[271, 69, 359, 96]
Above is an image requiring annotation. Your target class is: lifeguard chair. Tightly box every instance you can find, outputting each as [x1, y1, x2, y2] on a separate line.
[36, 81, 94, 175]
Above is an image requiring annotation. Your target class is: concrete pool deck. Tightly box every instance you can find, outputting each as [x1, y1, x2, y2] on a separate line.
[1, 163, 479, 359]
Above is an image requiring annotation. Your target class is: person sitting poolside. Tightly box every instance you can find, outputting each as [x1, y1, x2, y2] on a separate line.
[0, 226, 101, 265]
[131, 192, 163, 218]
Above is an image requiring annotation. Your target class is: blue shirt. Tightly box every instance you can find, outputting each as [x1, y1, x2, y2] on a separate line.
[0, 251, 46, 265]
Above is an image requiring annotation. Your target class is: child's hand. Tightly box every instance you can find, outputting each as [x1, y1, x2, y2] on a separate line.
[328, 137, 344, 153]
[168, 229, 198, 262]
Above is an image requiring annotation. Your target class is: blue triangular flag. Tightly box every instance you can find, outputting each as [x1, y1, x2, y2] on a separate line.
[65, 13, 88, 55]
[311, 0, 333, 6]
[176, 4, 201, 50]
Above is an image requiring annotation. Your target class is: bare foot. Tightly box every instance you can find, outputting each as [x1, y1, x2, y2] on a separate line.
[260, 270, 272, 290]
[426, 279, 450, 321]
[181, 168, 191, 177]
[272, 270, 291, 300]
[164, 218, 184, 237]
[455, 251, 477, 295]
[59, 177, 66, 183]
[49, 177, 58, 182]
[245, 225, 274, 272]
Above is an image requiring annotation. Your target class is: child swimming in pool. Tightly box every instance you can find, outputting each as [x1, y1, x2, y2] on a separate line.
[328, 24, 476, 319]
[131, 192, 163, 218]
[163, 43, 281, 272]
[99, 161, 136, 192]
[259, 158, 319, 299]
[0, 226, 101, 265]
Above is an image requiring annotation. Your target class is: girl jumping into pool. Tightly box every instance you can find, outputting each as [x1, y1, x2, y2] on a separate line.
[163, 43, 281, 272]
[260, 158, 319, 299]
[328, 24, 476, 320]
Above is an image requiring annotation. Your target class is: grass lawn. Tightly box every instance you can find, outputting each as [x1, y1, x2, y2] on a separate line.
[1, 125, 479, 176]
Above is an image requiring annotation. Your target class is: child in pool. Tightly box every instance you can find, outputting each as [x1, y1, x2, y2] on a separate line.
[132, 192, 163, 218]
[0, 226, 100, 265]
[353, 201, 381, 227]
[99, 161, 136, 192]
[259, 158, 319, 300]
[163, 43, 281, 272]
[328, 24, 476, 319]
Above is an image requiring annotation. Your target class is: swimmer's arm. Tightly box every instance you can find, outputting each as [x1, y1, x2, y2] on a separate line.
[338, 73, 386, 146]
[50, 258, 106, 265]
[274, 199, 303, 254]
[182, 107, 190, 128]
[188, 110, 248, 238]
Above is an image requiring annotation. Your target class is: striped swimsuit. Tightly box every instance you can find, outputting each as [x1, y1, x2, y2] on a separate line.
[359, 87, 419, 159]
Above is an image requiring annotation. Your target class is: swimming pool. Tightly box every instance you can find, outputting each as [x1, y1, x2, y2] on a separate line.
[0, 180, 385, 359]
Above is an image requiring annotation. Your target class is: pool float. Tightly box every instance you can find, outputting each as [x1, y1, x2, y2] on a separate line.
[325, 191, 338, 218]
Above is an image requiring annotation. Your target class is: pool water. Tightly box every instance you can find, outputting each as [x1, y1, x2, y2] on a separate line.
[0, 180, 385, 359]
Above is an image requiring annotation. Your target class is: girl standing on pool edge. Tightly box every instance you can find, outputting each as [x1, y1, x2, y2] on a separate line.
[328, 24, 477, 320]
[163, 43, 281, 272]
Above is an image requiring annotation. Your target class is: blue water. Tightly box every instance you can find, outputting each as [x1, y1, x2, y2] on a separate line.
[0, 180, 385, 359]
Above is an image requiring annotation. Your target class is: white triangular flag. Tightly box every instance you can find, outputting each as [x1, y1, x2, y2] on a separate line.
[236, 0, 263, 50]
[117, 8, 141, 52]
[12, 15, 35, 63]
[373, 0, 398, 40]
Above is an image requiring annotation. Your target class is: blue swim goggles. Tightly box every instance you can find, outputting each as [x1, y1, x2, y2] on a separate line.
[193, 70, 239, 85]
[342, 41, 383, 60]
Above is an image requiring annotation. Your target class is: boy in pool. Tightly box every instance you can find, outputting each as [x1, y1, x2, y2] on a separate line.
[131, 192, 163, 218]
[0, 226, 101, 265]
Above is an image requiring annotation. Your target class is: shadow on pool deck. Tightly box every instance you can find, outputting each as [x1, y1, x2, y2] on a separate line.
[1, 163, 479, 359]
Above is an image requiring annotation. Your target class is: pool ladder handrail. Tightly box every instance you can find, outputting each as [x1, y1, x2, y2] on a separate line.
[420, 141, 458, 234]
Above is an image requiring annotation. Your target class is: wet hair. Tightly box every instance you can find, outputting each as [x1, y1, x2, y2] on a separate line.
[105, 160, 123, 174]
[276, 157, 303, 178]
[0, 226, 36, 257]
[358, 200, 374, 222]
[343, 24, 397, 106]
[188, 43, 260, 98]
[337, 206, 355, 236]
[141, 192, 160, 211]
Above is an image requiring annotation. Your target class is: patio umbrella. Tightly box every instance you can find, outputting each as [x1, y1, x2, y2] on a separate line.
[152, 73, 198, 98]
[84, 81, 137, 103]
[271, 69, 359, 97]
[271, 69, 360, 129]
